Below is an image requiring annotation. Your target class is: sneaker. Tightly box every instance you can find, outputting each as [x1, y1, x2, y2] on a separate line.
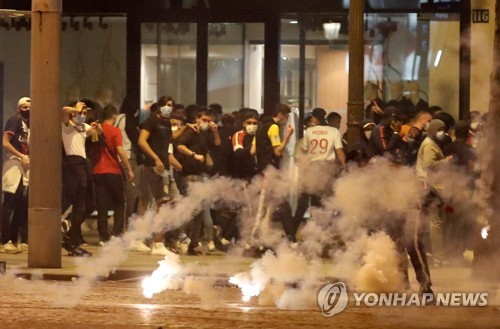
[130, 240, 152, 252]
[68, 246, 92, 257]
[18, 243, 28, 252]
[151, 242, 175, 256]
[166, 245, 180, 254]
[0, 241, 20, 254]
[177, 239, 190, 255]
[98, 241, 106, 247]
[207, 240, 216, 252]
[419, 282, 434, 294]
[187, 245, 205, 256]
[220, 238, 231, 246]
[61, 219, 70, 234]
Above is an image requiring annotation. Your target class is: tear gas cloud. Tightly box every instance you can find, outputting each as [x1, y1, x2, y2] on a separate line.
[0, 145, 496, 309]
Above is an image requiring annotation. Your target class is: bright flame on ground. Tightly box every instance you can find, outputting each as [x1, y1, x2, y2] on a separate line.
[141, 253, 183, 299]
[229, 274, 264, 302]
[481, 225, 490, 240]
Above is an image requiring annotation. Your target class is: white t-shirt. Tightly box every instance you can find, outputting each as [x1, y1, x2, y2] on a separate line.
[115, 113, 132, 159]
[302, 125, 343, 162]
[61, 122, 91, 159]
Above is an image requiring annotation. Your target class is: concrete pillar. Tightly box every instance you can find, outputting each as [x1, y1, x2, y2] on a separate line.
[346, 0, 365, 149]
[28, 0, 62, 268]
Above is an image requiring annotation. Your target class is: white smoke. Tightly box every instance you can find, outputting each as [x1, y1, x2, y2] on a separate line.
[2, 143, 496, 310]
[230, 243, 322, 310]
[351, 232, 405, 292]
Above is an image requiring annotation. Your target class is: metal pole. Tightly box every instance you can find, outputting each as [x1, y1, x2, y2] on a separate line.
[264, 6, 280, 115]
[298, 19, 306, 139]
[346, 0, 365, 150]
[459, 0, 471, 120]
[28, 0, 62, 268]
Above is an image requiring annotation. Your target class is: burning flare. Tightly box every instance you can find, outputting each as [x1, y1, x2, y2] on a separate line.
[229, 273, 264, 302]
[142, 253, 183, 299]
[481, 225, 490, 240]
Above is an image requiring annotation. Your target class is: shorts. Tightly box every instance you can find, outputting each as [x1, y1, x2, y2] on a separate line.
[141, 166, 169, 206]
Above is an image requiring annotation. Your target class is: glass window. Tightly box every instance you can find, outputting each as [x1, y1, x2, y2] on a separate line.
[208, 23, 264, 113]
[141, 22, 197, 106]
[364, 13, 460, 119]
[280, 12, 460, 126]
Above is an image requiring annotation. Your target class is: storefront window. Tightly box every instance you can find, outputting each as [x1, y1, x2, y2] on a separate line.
[141, 22, 197, 107]
[279, 12, 460, 124]
[208, 23, 264, 113]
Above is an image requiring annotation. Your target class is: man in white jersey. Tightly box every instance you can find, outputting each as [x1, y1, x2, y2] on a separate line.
[292, 108, 345, 237]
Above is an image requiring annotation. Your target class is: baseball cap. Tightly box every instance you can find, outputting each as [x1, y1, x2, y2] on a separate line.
[18, 97, 30, 108]
[361, 119, 376, 129]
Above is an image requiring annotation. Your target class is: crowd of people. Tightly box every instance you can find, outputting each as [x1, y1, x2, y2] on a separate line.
[0, 92, 485, 293]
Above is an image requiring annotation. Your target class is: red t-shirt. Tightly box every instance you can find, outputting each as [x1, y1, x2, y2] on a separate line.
[92, 123, 123, 175]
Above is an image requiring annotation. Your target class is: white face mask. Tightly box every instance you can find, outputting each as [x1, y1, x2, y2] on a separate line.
[423, 121, 430, 131]
[435, 131, 446, 141]
[364, 131, 372, 140]
[471, 122, 480, 130]
[245, 124, 258, 135]
[160, 105, 173, 118]
[199, 122, 210, 132]
[75, 113, 86, 125]
[171, 126, 179, 132]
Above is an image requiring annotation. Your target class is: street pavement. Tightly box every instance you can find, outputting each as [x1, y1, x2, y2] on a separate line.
[0, 228, 499, 329]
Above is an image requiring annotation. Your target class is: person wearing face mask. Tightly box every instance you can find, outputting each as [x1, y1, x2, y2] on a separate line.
[248, 104, 296, 246]
[0, 97, 31, 254]
[432, 111, 455, 150]
[209, 112, 260, 250]
[468, 110, 484, 149]
[416, 119, 453, 267]
[60, 101, 102, 256]
[255, 104, 294, 172]
[416, 119, 453, 180]
[136, 96, 185, 255]
[175, 107, 221, 255]
[230, 112, 258, 180]
[405, 110, 432, 165]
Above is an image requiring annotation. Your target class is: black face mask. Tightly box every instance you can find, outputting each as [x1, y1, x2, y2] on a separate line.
[20, 110, 30, 120]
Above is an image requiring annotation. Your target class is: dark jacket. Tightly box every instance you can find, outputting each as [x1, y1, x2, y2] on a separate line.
[256, 116, 280, 172]
[229, 129, 257, 180]
[370, 122, 407, 164]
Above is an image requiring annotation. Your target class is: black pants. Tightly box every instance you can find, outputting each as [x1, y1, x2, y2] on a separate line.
[406, 231, 432, 288]
[182, 175, 203, 250]
[1, 181, 28, 244]
[387, 216, 431, 289]
[271, 200, 296, 242]
[94, 173, 125, 241]
[292, 192, 322, 238]
[217, 208, 240, 241]
[62, 159, 89, 248]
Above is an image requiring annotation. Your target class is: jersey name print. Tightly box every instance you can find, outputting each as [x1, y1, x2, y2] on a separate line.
[302, 125, 343, 162]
